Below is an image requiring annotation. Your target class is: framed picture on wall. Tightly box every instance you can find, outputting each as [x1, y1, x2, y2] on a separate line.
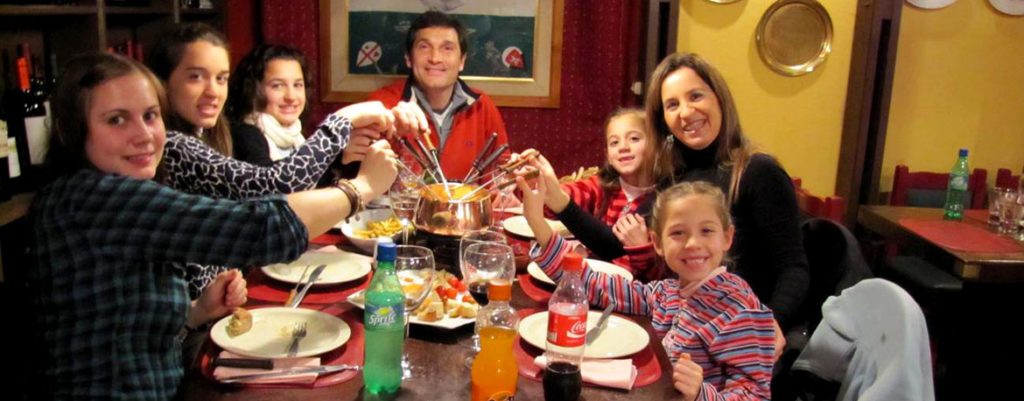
[319, 0, 564, 108]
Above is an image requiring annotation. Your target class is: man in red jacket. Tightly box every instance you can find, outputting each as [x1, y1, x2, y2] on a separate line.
[364, 10, 511, 181]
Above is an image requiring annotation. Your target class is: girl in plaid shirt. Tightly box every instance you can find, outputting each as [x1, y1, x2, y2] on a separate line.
[517, 177, 775, 401]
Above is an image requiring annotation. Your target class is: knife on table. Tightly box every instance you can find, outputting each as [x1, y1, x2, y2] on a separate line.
[219, 364, 362, 383]
[214, 358, 273, 370]
[585, 302, 615, 345]
[287, 264, 326, 308]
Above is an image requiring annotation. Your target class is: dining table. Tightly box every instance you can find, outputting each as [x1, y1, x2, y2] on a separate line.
[857, 205, 1024, 282]
[179, 232, 681, 401]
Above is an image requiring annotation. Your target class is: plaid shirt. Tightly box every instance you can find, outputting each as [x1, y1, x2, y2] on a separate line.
[29, 170, 308, 400]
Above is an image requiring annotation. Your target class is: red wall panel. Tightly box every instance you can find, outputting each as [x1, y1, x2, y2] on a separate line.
[259, 0, 639, 175]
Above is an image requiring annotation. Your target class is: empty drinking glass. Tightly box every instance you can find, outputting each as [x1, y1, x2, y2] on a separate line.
[394, 245, 436, 378]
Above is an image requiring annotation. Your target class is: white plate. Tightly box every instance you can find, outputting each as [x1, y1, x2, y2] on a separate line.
[346, 290, 475, 330]
[527, 258, 634, 286]
[518, 310, 650, 359]
[261, 250, 372, 286]
[210, 307, 350, 359]
[502, 215, 571, 239]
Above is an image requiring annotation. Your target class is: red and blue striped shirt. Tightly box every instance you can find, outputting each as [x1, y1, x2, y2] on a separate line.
[534, 234, 775, 401]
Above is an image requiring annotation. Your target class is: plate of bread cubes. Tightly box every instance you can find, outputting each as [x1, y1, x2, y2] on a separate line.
[347, 270, 478, 329]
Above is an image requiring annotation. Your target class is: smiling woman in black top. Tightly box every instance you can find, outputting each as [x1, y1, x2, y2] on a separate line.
[644, 53, 810, 337]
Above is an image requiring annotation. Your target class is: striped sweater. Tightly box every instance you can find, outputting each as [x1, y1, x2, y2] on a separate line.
[551, 175, 661, 279]
[534, 235, 775, 401]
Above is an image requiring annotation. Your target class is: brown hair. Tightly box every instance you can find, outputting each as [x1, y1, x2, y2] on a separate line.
[595, 108, 657, 217]
[645, 53, 753, 203]
[226, 44, 311, 125]
[649, 181, 733, 239]
[148, 22, 233, 156]
[47, 53, 168, 179]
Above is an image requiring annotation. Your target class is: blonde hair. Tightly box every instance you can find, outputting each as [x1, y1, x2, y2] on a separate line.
[644, 53, 754, 203]
[649, 181, 732, 238]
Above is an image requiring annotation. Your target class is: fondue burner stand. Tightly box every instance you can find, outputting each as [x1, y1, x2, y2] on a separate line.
[408, 229, 462, 278]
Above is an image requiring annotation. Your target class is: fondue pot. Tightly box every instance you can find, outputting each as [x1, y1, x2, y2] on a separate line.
[414, 183, 492, 237]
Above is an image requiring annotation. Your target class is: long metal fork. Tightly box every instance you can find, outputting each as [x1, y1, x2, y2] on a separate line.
[285, 322, 308, 358]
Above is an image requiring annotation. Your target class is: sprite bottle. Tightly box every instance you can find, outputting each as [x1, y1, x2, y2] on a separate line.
[363, 239, 404, 393]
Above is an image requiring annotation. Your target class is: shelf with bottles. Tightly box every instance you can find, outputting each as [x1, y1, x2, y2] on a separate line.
[0, 4, 97, 17]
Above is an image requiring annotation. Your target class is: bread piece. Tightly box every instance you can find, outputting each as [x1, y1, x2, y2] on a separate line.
[226, 307, 253, 337]
[458, 302, 478, 319]
[417, 301, 445, 322]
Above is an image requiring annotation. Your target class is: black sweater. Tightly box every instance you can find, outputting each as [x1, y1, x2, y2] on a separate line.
[676, 144, 810, 330]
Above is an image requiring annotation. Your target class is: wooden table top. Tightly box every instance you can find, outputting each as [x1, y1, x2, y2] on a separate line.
[858, 205, 1024, 281]
[180, 274, 679, 401]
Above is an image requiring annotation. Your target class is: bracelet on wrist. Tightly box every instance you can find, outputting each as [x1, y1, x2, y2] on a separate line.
[334, 179, 364, 220]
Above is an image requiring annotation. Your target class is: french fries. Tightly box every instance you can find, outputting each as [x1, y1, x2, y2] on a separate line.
[353, 217, 403, 238]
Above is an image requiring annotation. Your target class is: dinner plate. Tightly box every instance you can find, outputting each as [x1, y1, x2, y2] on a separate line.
[210, 307, 351, 359]
[518, 310, 650, 359]
[261, 250, 372, 286]
[527, 258, 634, 286]
[502, 215, 571, 239]
[346, 290, 476, 330]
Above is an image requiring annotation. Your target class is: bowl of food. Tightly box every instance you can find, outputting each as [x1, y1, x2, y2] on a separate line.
[340, 208, 406, 253]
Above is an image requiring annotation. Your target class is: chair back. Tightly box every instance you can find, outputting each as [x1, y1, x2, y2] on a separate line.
[996, 168, 1020, 190]
[799, 218, 873, 331]
[792, 178, 845, 223]
[890, 165, 987, 209]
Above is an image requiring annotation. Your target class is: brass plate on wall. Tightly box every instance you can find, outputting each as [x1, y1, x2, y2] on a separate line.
[756, 0, 833, 76]
[704, 0, 743, 3]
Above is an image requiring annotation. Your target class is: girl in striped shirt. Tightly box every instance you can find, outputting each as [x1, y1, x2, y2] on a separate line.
[517, 177, 775, 401]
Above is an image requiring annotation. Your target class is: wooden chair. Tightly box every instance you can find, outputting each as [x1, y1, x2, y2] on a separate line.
[792, 178, 845, 223]
[889, 165, 987, 209]
[996, 168, 1020, 190]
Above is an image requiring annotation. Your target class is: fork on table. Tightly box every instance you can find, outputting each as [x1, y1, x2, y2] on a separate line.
[285, 322, 308, 358]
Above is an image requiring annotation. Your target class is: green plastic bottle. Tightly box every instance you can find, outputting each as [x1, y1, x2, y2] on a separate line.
[363, 239, 404, 393]
[943, 148, 969, 220]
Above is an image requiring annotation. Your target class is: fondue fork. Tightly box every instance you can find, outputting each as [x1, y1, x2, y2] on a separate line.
[463, 132, 499, 183]
[456, 169, 511, 201]
[419, 133, 452, 198]
[466, 143, 509, 184]
[398, 137, 439, 183]
[413, 136, 448, 192]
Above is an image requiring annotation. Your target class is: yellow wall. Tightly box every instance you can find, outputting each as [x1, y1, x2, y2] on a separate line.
[883, 1, 1024, 193]
[676, 0, 857, 196]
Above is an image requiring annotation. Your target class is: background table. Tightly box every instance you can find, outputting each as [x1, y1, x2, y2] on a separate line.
[857, 205, 1024, 282]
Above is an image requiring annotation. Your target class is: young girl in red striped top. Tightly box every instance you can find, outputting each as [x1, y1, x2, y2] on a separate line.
[517, 108, 660, 278]
[517, 178, 775, 401]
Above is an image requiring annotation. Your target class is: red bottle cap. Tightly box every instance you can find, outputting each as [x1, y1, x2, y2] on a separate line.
[562, 253, 583, 272]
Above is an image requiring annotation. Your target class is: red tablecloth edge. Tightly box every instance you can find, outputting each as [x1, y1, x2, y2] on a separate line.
[199, 305, 364, 388]
[898, 218, 1022, 253]
[517, 273, 554, 304]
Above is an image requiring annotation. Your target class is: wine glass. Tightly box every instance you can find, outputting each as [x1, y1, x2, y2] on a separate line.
[390, 187, 420, 244]
[394, 245, 436, 379]
[460, 241, 515, 368]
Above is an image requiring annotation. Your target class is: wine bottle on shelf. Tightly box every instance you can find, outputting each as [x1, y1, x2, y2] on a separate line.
[0, 71, 9, 202]
[4, 45, 49, 193]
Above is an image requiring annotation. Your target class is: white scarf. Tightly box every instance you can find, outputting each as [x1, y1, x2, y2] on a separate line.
[246, 112, 304, 150]
[618, 177, 655, 202]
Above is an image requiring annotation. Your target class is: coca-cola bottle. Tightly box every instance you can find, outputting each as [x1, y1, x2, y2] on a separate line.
[542, 252, 586, 401]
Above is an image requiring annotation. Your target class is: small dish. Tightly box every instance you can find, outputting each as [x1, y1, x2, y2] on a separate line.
[502, 215, 571, 239]
[517, 310, 649, 359]
[346, 290, 475, 330]
[261, 250, 372, 286]
[527, 258, 634, 286]
[338, 208, 404, 253]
